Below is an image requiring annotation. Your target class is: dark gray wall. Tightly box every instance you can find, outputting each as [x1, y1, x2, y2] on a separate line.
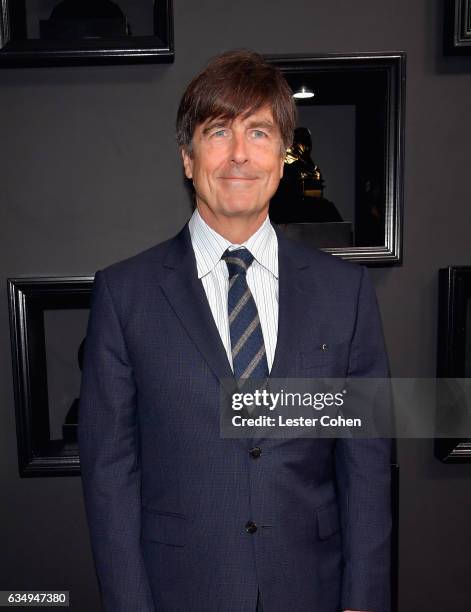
[1, 1, 471, 610]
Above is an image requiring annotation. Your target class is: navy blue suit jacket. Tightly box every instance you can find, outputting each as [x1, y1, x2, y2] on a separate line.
[78, 222, 392, 612]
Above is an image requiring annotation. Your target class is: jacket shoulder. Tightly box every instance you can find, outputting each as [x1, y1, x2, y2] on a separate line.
[96, 228, 185, 286]
[281, 232, 365, 284]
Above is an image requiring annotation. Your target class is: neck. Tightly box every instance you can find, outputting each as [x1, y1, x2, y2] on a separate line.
[196, 205, 268, 244]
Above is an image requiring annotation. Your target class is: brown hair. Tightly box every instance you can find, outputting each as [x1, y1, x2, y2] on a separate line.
[176, 49, 297, 155]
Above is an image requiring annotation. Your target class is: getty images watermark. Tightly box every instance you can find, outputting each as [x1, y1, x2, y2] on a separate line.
[219, 378, 471, 439]
[231, 388, 358, 429]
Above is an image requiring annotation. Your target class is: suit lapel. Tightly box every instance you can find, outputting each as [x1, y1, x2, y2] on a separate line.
[269, 225, 315, 380]
[159, 225, 235, 385]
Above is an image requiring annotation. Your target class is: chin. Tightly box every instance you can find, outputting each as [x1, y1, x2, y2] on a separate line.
[222, 205, 262, 218]
[220, 197, 265, 217]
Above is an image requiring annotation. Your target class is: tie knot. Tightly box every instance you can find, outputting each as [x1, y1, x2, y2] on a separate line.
[222, 247, 254, 278]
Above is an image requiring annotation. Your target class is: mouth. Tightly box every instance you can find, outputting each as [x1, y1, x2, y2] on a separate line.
[219, 176, 258, 181]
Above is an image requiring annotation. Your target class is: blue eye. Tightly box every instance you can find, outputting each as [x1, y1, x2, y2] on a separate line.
[213, 129, 228, 137]
[252, 129, 267, 138]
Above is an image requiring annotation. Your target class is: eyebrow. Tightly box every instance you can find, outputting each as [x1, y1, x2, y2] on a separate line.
[201, 119, 231, 135]
[202, 118, 276, 135]
[245, 119, 275, 131]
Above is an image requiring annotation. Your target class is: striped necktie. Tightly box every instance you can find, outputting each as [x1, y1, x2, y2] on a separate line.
[222, 247, 269, 384]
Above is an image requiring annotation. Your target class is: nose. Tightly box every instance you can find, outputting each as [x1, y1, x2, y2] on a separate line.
[230, 131, 248, 165]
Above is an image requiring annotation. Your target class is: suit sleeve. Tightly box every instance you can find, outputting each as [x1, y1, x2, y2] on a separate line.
[78, 270, 155, 612]
[335, 266, 393, 612]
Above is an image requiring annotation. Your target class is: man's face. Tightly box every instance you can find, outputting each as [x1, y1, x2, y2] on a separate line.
[181, 106, 284, 222]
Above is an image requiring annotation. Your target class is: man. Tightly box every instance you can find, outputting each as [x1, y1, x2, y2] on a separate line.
[78, 50, 392, 612]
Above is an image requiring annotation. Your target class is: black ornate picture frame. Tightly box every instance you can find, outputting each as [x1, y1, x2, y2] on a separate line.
[435, 266, 471, 462]
[444, 0, 471, 55]
[266, 53, 406, 265]
[0, 0, 173, 67]
[8, 276, 93, 476]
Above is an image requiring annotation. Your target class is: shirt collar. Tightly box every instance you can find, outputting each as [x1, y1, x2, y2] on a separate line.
[188, 208, 278, 280]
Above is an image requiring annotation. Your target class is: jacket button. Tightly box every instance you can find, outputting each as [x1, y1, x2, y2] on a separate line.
[245, 521, 257, 534]
[249, 446, 262, 458]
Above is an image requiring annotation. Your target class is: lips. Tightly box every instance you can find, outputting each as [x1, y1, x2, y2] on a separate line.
[219, 176, 257, 180]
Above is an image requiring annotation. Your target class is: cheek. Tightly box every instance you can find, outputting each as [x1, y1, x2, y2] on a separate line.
[196, 152, 224, 179]
[257, 149, 285, 178]
[191, 162, 218, 194]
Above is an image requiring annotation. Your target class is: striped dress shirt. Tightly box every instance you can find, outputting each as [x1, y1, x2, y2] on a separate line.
[188, 208, 278, 373]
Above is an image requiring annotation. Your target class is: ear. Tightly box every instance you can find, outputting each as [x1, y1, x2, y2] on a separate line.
[181, 147, 193, 180]
[279, 152, 285, 179]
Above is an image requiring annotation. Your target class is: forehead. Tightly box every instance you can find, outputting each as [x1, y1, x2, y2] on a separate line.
[198, 105, 277, 130]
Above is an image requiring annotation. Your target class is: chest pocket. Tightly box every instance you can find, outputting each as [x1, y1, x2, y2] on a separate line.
[298, 342, 349, 377]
